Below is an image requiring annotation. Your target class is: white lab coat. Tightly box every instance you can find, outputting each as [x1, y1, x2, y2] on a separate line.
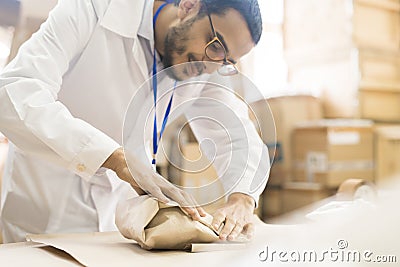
[0, 0, 269, 243]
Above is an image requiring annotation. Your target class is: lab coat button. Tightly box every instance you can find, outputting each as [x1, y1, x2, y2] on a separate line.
[76, 163, 86, 172]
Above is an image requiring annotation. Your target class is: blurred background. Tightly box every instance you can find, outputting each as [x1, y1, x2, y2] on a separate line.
[0, 0, 399, 222]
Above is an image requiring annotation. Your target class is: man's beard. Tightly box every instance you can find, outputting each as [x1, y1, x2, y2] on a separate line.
[162, 16, 198, 80]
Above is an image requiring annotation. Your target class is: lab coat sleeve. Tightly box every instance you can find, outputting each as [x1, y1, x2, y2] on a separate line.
[184, 83, 270, 207]
[0, 0, 120, 180]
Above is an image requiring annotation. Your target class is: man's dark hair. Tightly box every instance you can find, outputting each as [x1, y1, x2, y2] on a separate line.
[173, 0, 263, 44]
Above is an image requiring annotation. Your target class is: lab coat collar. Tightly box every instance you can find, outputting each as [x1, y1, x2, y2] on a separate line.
[100, 0, 146, 38]
[137, 0, 154, 42]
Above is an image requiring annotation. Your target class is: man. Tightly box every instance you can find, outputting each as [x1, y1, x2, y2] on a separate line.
[0, 0, 269, 243]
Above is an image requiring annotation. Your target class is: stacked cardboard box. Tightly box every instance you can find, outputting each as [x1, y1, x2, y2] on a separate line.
[358, 49, 400, 122]
[282, 0, 400, 214]
[355, 0, 400, 121]
[281, 119, 374, 213]
[250, 95, 323, 219]
[250, 95, 323, 186]
[359, 85, 400, 122]
[284, 0, 400, 118]
[292, 119, 374, 187]
[375, 126, 400, 183]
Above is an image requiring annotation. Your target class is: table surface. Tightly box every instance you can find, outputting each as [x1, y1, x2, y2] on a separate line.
[2, 196, 399, 267]
[0, 220, 304, 267]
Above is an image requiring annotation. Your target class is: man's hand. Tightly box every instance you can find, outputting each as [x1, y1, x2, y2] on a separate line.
[102, 148, 206, 220]
[102, 148, 145, 195]
[212, 193, 255, 241]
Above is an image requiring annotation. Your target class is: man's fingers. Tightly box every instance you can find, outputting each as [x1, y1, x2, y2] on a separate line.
[181, 193, 202, 220]
[177, 190, 206, 220]
[242, 223, 255, 239]
[123, 161, 205, 221]
[163, 188, 201, 220]
[219, 218, 236, 240]
[227, 223, 244, 241]
[196, 206, 207, 217]
[181, 207, 201, 221]
[182, 192, 206, 217]
[211, 212, 226, 233]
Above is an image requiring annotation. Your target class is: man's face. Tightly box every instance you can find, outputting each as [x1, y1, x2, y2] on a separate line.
[162, 8, 255, 80]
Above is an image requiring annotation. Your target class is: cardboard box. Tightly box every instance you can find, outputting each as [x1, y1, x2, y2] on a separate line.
[282, 182, 336, 213]
[353, 0, 400, 52]
[284, 0, 400, 53]
[356, 52, 400, 122]
[250, 95, 323, 186]
[375, 126, 400, 183]
[359, 86, 400, 122]
[292, 119, 374, 187]
[359, 51, 400, 85]
[284, 0, 400, 118]
[286, 49, 400, 119]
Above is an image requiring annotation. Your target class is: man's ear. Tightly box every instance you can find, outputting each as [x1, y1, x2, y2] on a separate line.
[177, 0, 201, 20]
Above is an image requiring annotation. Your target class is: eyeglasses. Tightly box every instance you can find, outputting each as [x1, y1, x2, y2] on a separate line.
[204, 9, 239, 76]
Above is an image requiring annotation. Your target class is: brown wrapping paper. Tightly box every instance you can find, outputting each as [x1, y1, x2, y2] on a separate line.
[115, 195, 219, 250]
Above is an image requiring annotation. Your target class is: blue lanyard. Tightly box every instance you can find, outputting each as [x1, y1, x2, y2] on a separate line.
[152, 2, 176, 167]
